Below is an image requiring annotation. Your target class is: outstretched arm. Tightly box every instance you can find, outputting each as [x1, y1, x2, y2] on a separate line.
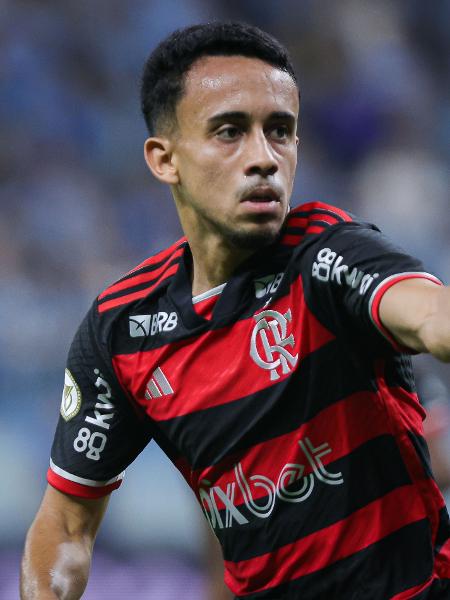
[204, 524, 234, 600]
[20, 485, 109, 600]
[379, 280, 450, 362]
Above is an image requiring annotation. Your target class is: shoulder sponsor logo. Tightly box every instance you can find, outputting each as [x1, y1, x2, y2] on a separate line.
[312, 247, 379, 295]
[60, 369, 82, 421]
[73, 369, 116, 461]
[254, 272, 284, 298]
[145, 367, 174, 400]
[250, 308, 298, 380]
[129, 312, 178, 337]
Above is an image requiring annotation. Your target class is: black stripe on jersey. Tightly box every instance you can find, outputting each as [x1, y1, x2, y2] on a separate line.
[234, 519, 432, 600]
[280, 226, 305, 237]
[384, 354, 416, 393]
[214, 435, 411, 562]
[408, 431, 434, 480]
[160, 340, 377, 470]
[405, 579, 450, 600]
[287, 207, 347, 222]
[282, 220, 344, 238]
[113, 242, 187, 285]
[97, 255, 183, 305]
[435, 507, 450, 555]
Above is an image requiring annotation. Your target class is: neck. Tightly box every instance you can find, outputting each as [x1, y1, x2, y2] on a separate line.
[189, 232, 254, 297]
[173, 190, 263, 296]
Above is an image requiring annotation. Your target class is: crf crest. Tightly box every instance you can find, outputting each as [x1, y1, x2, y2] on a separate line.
[250, 308, 298, 380]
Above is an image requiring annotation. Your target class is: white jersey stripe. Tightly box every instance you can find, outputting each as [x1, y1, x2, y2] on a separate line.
[192, 283, 226, 304]
[50, 458, 125, 488]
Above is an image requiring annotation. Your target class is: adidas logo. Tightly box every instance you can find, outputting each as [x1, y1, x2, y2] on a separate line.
[145, 367, 174, 400]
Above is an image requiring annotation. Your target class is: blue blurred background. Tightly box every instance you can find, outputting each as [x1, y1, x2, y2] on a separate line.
[1, 1, 449, 597]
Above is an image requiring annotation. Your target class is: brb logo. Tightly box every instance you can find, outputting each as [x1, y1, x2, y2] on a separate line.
[129, 312, 178, 337]
[250, 309, 298, 380]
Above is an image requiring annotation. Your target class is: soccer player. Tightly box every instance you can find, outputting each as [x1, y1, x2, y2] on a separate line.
[21, 22, 450, 599]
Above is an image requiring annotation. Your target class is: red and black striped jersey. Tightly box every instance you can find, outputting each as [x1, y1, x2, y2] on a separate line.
[49, 202, 450, 599]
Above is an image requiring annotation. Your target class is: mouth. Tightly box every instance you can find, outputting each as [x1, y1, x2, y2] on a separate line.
[240, 186, 281, 204]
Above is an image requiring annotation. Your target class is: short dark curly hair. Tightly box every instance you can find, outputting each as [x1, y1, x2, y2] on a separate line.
[140, 22, 297, 136]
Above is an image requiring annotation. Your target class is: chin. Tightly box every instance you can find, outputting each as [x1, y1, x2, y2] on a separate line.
[225, 223, 281, 251]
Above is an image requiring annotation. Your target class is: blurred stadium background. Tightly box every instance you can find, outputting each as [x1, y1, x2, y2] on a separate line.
[1, 1, 449, 597]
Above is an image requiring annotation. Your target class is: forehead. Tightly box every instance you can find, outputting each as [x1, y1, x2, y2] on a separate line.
[177, 55, 299, 127]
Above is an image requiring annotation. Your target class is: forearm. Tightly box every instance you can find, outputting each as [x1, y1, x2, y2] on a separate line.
[420, 286, 450, 362]
[20, 514, 92, 599]
[380, 281, 450, 362]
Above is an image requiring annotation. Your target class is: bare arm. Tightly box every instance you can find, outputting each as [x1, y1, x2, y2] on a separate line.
[20, 485, 109, 600]
[204, 524, 234, 600]
[379, 280, 450, 362]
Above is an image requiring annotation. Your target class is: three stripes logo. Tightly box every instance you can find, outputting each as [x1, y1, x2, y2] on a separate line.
[145, 367, 174, 400]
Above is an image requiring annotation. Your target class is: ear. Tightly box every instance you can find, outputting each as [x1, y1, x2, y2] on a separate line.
[144, 137, 179, 185]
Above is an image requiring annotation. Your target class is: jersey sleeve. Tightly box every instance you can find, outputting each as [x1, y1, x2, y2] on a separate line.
[48, 302, 153, 498]
[303, 221, 443, 354]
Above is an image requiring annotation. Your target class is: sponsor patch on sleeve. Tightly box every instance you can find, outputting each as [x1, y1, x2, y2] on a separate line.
[60, 369, 82, 421]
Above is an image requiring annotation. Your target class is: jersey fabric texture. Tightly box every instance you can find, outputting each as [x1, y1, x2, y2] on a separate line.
[48, 201, 450, 599]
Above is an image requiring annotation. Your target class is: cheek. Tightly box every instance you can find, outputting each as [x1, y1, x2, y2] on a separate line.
[282, 147, 298, 179]
[178, 145, 229, 190]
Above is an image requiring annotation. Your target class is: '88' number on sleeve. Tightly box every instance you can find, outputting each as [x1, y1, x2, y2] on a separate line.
[74, 427, 107, 461]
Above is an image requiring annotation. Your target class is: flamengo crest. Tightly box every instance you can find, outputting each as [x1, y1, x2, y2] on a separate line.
[250, 308, 298, 380]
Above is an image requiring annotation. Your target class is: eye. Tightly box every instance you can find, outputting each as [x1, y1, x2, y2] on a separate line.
[268, 125, 290, 140]
[216, 126, 241, 141]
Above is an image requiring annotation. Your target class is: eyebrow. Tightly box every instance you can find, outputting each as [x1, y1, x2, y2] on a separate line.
[206, 110, 296, 127]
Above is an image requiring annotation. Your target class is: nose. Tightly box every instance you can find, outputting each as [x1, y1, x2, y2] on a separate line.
[244, 130, 278, 178]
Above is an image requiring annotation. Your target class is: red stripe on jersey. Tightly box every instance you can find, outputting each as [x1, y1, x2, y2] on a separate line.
[98, 263, 180, 313]
[282, 234, 304, 246]
[112, 276, 335, 420]
[384, 385, 425, 434]
[194, 391, 399, 505]
[193, 294, 220, 320]
[305, 224, 326, 235]
[224, 486, 426, 596]
[294, 201, 353, 222]
[376, 362, 446, 550]
[47, 468, 122, 498]
[281, 202, 352, 246]
[370, 273, 442, 352]
[436, 538, 450, 578]
[288, 213, 341, 227]
[98, 238, 186, 301]
[98, 246, 185, 300]
[390, 578, 435, 600]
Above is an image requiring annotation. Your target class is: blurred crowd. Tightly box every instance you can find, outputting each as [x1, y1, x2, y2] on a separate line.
[1, 0, 449, 597]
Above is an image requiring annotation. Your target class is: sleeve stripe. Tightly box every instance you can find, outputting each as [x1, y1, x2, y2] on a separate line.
[49, 458, 125, 487]
[47, 468, 123, 498]
[368, 272, 443, 350]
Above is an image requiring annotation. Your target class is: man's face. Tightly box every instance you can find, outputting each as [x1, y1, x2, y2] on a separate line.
[170, 55, 299, 250]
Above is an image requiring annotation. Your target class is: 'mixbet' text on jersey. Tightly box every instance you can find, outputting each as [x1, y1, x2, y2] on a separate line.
[200, 436, 343, 530]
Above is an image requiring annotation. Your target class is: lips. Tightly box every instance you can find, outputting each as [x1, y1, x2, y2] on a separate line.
[241, 187, 280, 203]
